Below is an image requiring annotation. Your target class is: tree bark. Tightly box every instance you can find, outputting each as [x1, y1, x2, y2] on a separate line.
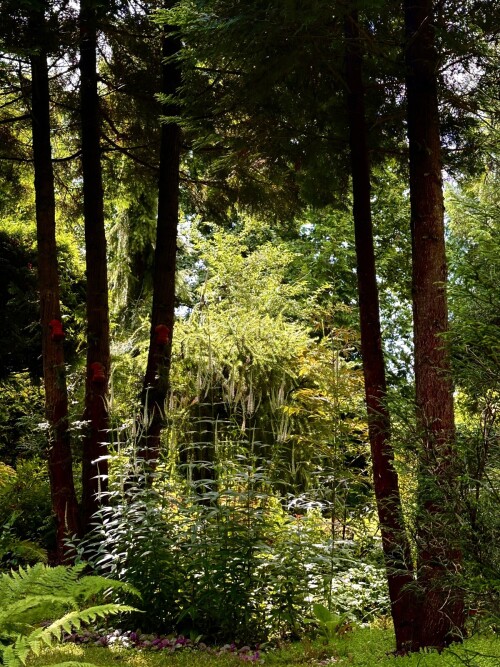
[29, 7, 80, 560]
[139, 9, 181, 469]
[344, 10, 417, 653]
[404, 0, 464, 648]
[80, 0, 110, 531]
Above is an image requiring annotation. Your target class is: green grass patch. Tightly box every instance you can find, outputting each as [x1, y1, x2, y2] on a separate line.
[27, 628, 500, 667]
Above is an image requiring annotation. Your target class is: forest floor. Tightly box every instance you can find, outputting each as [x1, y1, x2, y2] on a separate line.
[28, 627, 500, 667]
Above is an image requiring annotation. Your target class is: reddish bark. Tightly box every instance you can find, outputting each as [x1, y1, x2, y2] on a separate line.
[80, 0, 110, 531]
[139, 13, 181, 468]
[404, 0, 464, 648]
[29, 8, 80, 559]
[344, 10, 417, 652]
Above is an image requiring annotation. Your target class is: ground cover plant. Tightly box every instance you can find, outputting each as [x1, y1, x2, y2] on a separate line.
[26, 628, 500, 667]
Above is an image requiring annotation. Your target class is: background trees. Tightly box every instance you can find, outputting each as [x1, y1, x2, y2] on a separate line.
[0, 0, 498, 652]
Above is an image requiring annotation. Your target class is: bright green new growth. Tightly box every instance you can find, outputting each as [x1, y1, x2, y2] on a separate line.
[0, 563, 139, 667]
[311, 603, 350, 641]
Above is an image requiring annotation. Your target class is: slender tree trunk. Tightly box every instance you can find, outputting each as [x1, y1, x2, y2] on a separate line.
[139, 11, 181, 468]
[404, 0, 464, 648]
[80, 0, 110, 531]
[344, 10, 417, 653]
[29, 8, 80, 559]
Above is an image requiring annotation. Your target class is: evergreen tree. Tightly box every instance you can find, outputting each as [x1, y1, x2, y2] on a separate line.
[343, 7, 416, 652]
[0, 0, 81, 559]
[79, 0, 111, 531]
[404, 0, 464, 647]
[139, 1, 182, 468]
[29, 1, 80, 557]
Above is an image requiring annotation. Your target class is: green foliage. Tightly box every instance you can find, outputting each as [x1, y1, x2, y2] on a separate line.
[0, 563, 139, 667]
[77, 443, 387, 643]
[0, 462, 15, 487]
[0, 458, 54, 555]
[311, 603, 350, 641]
[454, 417, 500, 626]
[173, 241, 307, 418]
[0, 510, 47, 570]
[0, 231, 39, 378]
[280, 329, 368, 505]
[107, 178, 157, 322]
[0, 228, 85, 383]
[447, 175, 500, 400]
[78, 217, 382, 643]
[160, 0, 352, 218]
[0, 375, 46, 465]
[163, 221, 368, 499]
[326, 561, 389, 623]
[445, 169, 500, 626]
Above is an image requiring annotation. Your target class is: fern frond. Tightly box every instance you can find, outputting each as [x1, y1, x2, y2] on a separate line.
[11, 635, 31, 665]
[38, 604, 138, 644]
[0, 564, 138, 607]
[0, 564, 85, 604]
[11, 540, 48, 564]
[1, 638, 38, 667]
[2, 643, 19, 667]
[0, 594, 76, 627]
[3, 605, 137, 667]
[0, 564, 141, 667]
[73, 576, 141, 602]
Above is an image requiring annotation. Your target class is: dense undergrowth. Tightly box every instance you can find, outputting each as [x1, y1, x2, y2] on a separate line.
[72, 450, 389, 643]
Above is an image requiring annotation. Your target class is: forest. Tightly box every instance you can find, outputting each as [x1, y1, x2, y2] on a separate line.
[0, 1, 499, 666]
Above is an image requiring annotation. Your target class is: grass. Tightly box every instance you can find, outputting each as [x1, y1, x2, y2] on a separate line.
[27, 628, 500, 667]
[29, 628, 500, 667]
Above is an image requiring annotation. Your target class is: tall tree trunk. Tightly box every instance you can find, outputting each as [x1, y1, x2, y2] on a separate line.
[80, 0, 110, 531]
[404, 0, 464, 648]
[29, 7, 80, 560]
[139, 11, 181, 468]
[344, 10, 417, 653]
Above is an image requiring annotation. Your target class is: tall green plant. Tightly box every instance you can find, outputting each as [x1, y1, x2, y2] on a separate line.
[167, 221, 368, 500]
[78, 463, 187, 633]
[79, 443, 388, 642]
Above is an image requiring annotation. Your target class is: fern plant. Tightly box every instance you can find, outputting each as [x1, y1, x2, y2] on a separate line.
[0, 563, 139, 667]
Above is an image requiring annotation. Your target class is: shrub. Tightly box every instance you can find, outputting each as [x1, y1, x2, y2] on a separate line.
[0, 510, 47, 570]
[0, 458, 54, 557]
[0, 375, 46, 466]
[78, 452, 388, 642]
